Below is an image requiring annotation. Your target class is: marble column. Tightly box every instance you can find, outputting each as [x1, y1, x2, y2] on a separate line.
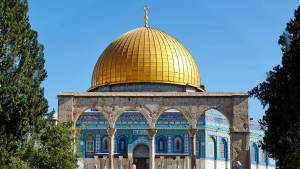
[94, 156, 99, 169]
[160, 156, 164, 169]
[147, 129, 158, 169]
[128, 153, 134, 169]
[188, 128, 198, 169]
[119, 156, 123, 169]
[107, 127, 116, 169]
[102, 156, 108, 169]
[176, 156, 180, 169]
[184, 156, 188, 169]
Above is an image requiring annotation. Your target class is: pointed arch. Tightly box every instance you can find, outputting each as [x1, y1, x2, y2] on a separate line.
[197, 108, 230, 128]
[154, 106, 193, 125]
[112, 106, 152, 128]
[74, 107, 110, 125]
[154, 108, 191, 128]
[196, 106, 231, 126]
[114, 108, 150, 128]
[75, 108, 109, 129]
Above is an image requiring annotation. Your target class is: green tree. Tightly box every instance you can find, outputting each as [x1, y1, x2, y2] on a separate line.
[28, 121, 78, 169]
[0, 0, 48, 167]
[249, 6, 300, 169]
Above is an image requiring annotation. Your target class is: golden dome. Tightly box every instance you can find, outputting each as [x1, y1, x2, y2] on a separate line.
[90, 27, 204, 91]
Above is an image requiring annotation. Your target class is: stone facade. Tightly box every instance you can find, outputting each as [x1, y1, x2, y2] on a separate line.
[58, 92, 251, 169]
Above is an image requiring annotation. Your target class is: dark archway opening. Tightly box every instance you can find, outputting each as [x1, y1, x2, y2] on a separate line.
[133, 144, 149, 169]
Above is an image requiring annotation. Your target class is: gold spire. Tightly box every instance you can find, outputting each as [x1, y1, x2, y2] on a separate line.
[144, 5, 149, 27]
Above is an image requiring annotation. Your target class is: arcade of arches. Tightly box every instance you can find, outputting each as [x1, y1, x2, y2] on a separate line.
[58, 92, 251, 169]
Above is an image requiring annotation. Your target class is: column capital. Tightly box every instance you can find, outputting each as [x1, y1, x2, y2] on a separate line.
[107, 127, 116, 137]
[147, 128, 158, 139]
[188, 128, 198, 137]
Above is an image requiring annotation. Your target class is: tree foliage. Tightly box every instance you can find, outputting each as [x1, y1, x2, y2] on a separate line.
[0, 0, 48, 166]
[0, 1, 78, 168]
[249, 6, 300, 169]
[27, 121, 78, 169]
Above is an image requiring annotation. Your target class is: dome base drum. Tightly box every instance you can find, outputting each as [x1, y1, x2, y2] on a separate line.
[90, 82, 198, 92]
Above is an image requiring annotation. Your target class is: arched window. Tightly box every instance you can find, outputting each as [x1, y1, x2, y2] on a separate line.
[260, 149, 266, 162]
[251, 143, 258, 163]
[102, 136, 109, 152]
[86, 136, 94, 153]
[118, 136, 127, 153]
[208, 137, 216, 159]
[174, 136, 183, 153]
[157, 136, 166, 153]
[120, 140, 125, 150]
[220, 139, 227, 159]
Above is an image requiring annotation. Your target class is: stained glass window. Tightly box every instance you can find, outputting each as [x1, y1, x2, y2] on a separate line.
[174, 137, 182, 153]
[159, 140, 164, 150]
[86, 138, 94, 153]
[102, 137, 109, 152]
[121, 140, 125, 150]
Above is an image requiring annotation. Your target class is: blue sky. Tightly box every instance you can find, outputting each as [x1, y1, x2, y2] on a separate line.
[27, 0, 299, 121]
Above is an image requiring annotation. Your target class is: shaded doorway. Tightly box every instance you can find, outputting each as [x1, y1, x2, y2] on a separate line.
[133, 144, 149, 169]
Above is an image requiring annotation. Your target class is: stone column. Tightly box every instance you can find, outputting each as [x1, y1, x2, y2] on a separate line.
[160, 156, 164, 169]
[230, 96, 251, 169]
[119, 156, 123, 169]
[94, 156, 99, 169]
[103, 156, 108, 169]
[183, 156, 187, 169]
[148, 129, 158, 169]
[128, 153, 134, 169]
[230, 131, 251, 169]
[107, 127, 116, 169]
[176, 156, 180, 169]
[188, 128, 198, 169]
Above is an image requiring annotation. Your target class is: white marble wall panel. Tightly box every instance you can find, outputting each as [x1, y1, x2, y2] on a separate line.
[76, 158, 96, 169]
[216, 160, 225, 169]
[258, 165, 267, 169]
[268, 166, 276, 169]
[155, 159, 161, 169]
[196, 159, 200, 169]
[205, 159, 216, 169]
[251, 164, 258, 169]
